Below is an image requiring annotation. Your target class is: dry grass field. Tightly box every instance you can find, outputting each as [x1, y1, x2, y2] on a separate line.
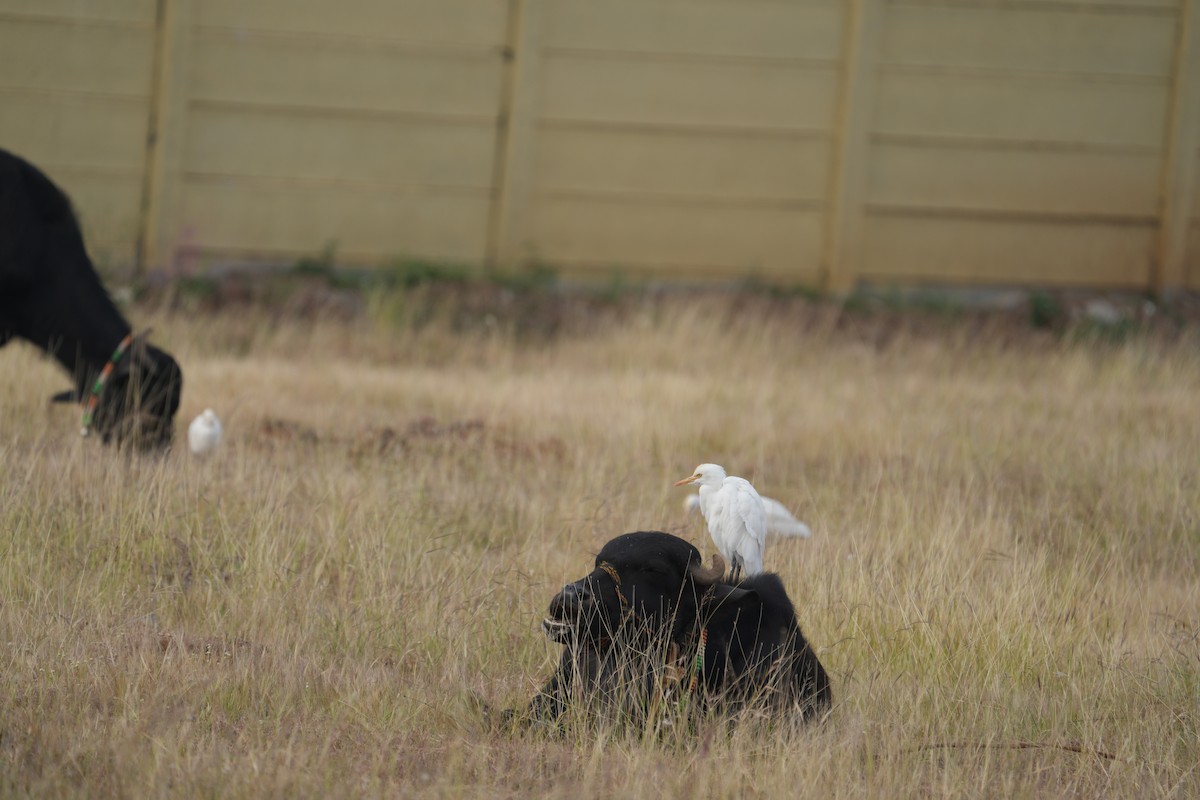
[1, 292, 1197, 798]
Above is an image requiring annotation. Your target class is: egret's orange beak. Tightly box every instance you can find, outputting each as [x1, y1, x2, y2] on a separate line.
[673, 474, 700, 487]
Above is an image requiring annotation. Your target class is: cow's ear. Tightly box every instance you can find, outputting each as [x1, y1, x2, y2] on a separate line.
[51, 388, 80, 404]
[723, 586, 758, 605]
[711, 585, 758, 610]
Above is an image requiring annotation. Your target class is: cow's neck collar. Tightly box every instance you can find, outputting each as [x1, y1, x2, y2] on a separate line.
[597, 561, 629, 612]
[660, 582, 718, 700]
[594, 560, 718, 695]
[79, 331, 135, 437]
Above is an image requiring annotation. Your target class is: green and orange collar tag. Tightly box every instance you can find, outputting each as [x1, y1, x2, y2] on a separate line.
[80, 332, 134, 437]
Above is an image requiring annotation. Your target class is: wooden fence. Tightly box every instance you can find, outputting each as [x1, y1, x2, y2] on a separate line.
[1, 0, 1198, 291]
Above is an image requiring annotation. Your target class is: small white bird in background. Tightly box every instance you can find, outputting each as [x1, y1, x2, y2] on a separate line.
[188, 409, 223, 455]
[674, 463, 766, 583]
[683, 493, 813, 539]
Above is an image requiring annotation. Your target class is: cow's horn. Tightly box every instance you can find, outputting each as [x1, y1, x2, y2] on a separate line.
[689, 553, 725, 586]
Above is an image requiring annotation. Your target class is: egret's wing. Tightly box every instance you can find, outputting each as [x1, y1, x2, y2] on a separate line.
[731, 480, 767, 547]
[700, 484, 737, 560]
[762, 496, 813, 539]
[720, 482, 768, 575]
[725, 481, 764, 574]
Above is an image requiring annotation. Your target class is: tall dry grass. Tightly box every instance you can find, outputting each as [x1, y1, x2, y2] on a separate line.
[1, 295, 1197, 798]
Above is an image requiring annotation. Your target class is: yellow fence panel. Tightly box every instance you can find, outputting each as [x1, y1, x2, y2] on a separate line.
[862, 0, 1179, 289]
[507, 0, 840, 281]
[0, 3, 156, 271]
[193, 0, 508, 46]
[157, 0, 509, 268]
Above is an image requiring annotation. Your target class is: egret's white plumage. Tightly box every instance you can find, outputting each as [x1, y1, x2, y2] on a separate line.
[188, 409, 222, 455]
[674, 463, 766, 582]
[683, 493, 813, 539]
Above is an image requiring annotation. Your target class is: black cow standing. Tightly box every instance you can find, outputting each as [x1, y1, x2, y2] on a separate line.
[510, 531, 832, 730]
[0, 148, 182, 449]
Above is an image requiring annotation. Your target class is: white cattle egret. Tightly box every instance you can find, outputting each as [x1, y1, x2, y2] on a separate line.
[188, 409, 223, 455]
[673, 463, 766, 582]
[683, 493, 813, 539]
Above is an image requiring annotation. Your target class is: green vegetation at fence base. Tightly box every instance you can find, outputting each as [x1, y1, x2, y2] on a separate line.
[143, 257, 1200, 348]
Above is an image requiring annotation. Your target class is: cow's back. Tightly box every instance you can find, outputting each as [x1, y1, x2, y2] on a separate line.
[0, 148, 127, 354]
[707, 573, 832, 719]
[0, 149, 82, 286]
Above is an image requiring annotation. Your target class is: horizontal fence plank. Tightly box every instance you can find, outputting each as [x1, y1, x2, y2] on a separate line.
[889, 0, 1177, 14]
[529, 198, 824, 277]
[190, 24, 501, 58]
[178, 181, 491, 264]
[544, 0, 842, 60]
[193, 0, 508, 46]
[189, 31, 505, 116]
[861, 214, 1155, 286]
[536, 187, 822, 211]
[534, 127, 829, 202]
[0, 17, 154, 96]
[0, 1, 154, 24]
[0, 92, 150, 168]
[868, 143, 1161, 216]
[540, 53, 838, 129]
[882, 5, 1176, 77]
[187, 98, 497, 127]
[540, 117, 829, 141]
[873, 131, 1156, 154]
[185, 108, 498, 189]
[530, 256, 824, 282]
[875, 71, 1169, 148]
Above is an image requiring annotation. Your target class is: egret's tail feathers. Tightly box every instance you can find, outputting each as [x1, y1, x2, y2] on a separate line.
[770, 519, 813, 539]
[762, 497, 814, 539]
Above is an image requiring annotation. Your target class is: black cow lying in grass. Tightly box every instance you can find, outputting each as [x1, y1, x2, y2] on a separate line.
[507, 531, 831, 730]
[0, 148, 182, 449]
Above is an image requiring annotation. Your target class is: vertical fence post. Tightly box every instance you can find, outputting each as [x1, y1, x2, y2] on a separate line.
[488, 0, 547, 272]
[139, 0, 192, 275]
[821, 0, 884, 295]
[1154, 0, 1200, 294]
